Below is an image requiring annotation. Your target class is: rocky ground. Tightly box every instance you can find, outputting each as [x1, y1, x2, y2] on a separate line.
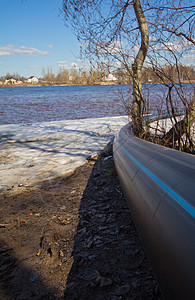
[0, 145, 162, 300]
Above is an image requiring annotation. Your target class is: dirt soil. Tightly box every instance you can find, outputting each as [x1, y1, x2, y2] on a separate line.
[0, 145, 162, 300]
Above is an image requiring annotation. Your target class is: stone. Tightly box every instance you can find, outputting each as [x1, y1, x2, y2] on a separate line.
[99, 277, 113, 287]
[81, 269, 100, 281]
[115, 285, 131, 296]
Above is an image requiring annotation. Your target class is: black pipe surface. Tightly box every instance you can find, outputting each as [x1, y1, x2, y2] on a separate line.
[113, 123, 195, 299]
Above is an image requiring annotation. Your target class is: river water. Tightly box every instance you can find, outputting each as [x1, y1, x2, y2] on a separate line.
[0, 83, 194, 125]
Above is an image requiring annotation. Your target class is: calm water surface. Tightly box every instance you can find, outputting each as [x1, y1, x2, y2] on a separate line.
[0, 84, 193, 125]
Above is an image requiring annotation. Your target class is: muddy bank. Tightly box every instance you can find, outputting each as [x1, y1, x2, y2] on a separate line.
[0, 147, 161, 299]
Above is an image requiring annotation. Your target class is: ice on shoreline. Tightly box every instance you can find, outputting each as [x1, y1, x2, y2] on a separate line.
[0, 116, 128, 195]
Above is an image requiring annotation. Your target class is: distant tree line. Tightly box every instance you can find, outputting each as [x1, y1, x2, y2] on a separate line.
[41, 64, 195, 85]
[1, 64, 194, 86]
[40, 64, 195, 85]
[0, 72, 27, 82]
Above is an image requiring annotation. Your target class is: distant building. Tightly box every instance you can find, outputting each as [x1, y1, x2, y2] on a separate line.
[103, 74, 117, 82]
[27, 76, 39, 83]
[4, 78, 24, 85]
[69, 74, 74, 81]
[4, 78, 17, 85]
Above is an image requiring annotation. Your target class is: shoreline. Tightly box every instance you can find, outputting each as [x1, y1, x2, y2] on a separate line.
[0, 80, 194, 88]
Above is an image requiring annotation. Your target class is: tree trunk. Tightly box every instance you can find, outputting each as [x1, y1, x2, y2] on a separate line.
[131, 0, 149, 137]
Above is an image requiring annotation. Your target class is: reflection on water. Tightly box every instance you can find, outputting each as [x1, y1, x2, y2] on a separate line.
[0, 83, 194, 125]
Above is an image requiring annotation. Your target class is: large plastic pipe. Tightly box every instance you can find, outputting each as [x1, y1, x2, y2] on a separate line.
[113, 123, 195, 299]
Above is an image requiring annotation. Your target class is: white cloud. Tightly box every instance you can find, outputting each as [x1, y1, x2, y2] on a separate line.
[79, 43, 89, 48]
[0, 45, 48, 56]
[153, 39, 193, 53]
[58, 61, 85, 70]
[182, 55, 195, 64]
[131, 44, 140, 53]
[71, 62, 78, 69]
[46, 44, 54, 48]
[187, 48, 195, 55]
[57, 61, 68, 68]
[97, 41, 125, 55]
[28, 65, 39, 69]
[149, 36, 158, 43]
[182, 49, 195, 65]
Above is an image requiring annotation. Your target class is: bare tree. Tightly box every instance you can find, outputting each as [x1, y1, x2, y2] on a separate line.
[62, 0, 195, 150]
[62, 0, 150, 135]
[131, 0, 149, 136]
[56, 67, 69, 84]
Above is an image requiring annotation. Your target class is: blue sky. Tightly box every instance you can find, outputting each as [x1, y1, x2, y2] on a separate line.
[0, 0, 81, 78]
[0, 0, 194, 78]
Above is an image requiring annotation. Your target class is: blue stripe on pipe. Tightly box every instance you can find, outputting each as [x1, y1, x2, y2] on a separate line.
[116, 138, 195, 219]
